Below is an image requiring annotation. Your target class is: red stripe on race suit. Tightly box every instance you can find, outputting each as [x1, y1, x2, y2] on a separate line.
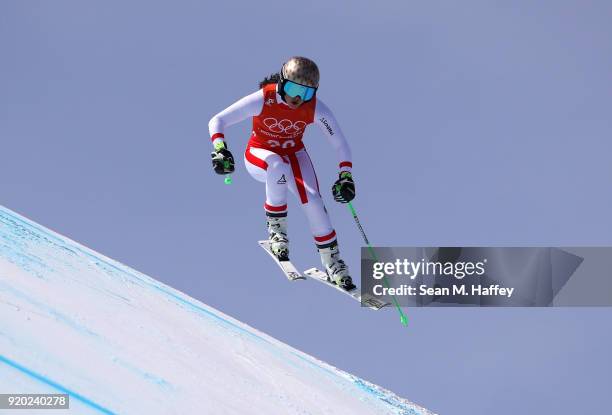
[288, 153, 308, 204]
[314, 230, 337, 242]
[245, 145, 269, 170]
[211, 132, 225, 141]
[264, 203, 287, 212]
[339, 161, 352, 169]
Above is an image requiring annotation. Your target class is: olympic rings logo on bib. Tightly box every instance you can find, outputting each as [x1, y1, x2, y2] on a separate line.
[263, 118, 306, 134]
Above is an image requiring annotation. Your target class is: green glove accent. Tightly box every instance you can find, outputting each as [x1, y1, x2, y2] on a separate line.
[214, 140, 227, 152]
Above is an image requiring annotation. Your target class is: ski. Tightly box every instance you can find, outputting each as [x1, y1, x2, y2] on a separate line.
[303, 268, 390, 310]
[258, 240, 306, 281]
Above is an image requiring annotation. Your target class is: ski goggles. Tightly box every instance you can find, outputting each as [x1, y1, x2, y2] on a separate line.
[282, 80, 317, 102]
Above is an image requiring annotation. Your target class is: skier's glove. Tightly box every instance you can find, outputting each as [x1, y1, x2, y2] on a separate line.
[332, 171, 355, 203]
[211, 142, 235, 175]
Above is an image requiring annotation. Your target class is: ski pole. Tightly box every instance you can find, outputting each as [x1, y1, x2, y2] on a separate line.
[342, 195, 408, 326]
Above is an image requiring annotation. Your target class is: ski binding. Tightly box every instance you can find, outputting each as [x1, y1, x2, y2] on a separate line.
[258, 240, 306, 281]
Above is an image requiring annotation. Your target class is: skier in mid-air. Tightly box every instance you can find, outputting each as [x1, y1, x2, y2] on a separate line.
[209, 56, 356, 290]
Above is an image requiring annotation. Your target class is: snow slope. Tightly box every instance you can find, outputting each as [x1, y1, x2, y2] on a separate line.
[0, 206, 433, 415]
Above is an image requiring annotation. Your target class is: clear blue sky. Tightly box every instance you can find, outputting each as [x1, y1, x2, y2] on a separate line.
[1, 1, 611, 414]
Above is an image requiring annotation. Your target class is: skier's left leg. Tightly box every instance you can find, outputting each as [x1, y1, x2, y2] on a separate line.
[285, 149, 355, 290]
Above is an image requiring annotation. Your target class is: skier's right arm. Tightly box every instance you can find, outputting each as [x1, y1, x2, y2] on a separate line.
[208, 90, 263, 149]
[208, 90, 263, 174]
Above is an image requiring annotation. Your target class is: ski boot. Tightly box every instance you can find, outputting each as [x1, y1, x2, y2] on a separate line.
[266, 216, 289, 261]
[318, 241, 356, 291]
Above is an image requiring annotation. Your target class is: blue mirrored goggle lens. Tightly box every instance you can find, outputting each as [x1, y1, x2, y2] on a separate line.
[283, 81, 316, 101]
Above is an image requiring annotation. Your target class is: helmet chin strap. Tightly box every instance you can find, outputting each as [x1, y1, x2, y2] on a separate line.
[278, 64, 288, 103]
[277, 85, 291, 104]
